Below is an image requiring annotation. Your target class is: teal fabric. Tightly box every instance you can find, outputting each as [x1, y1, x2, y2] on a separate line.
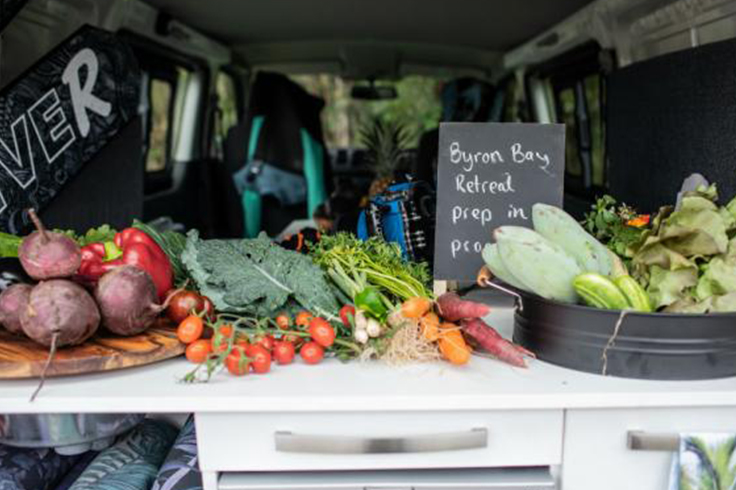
[300, 129, 327, 217]
[243, 116, 265, 238]
[68, 419, 177, 490]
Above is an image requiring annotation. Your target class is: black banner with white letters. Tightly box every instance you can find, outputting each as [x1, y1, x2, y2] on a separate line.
[0, 25, 140, 233]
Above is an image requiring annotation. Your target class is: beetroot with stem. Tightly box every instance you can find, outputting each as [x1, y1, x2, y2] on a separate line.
[21, 280, 100, 400]
[19, 209, 81, 280]
[0, 283, 33, 334]
[95, 266, 171, 336]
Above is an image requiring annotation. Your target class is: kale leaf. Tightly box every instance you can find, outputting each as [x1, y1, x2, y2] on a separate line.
[182, 231, 339, 318]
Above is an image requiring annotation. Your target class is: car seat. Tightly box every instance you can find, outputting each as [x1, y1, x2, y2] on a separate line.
[226, 71, 331, 238]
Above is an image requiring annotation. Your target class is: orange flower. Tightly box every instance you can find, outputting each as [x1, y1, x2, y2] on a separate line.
[626, 215, 651, 227]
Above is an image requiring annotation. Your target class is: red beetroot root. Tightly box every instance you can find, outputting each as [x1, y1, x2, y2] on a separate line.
[19, 209, 81, 280]
[0, 284, 33, 334]
[95, 266, 166, 336]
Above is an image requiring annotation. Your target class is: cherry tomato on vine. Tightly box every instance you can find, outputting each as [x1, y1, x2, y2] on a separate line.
[211, 324, 234, 353]
[295, 311, 314, 327]
[185, 339, 212, 363]
[300, 342, 324, 365]
[275, 314, 290, 330]
[308, 317, 335, 347]
[245, 345, 272, 374]
[177, 315, 204, 344]
[256, 335, 275, 352]
[339, 305, 356, 327]
[273, 341, 295, 365]
[225, 346, 250, 376]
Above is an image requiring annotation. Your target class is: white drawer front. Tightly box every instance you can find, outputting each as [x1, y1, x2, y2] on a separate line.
[563, 407, 736, 490]
[196, 410, 563, 472]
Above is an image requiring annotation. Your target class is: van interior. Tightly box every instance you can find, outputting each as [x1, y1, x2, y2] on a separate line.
[4, 0, 736, 241]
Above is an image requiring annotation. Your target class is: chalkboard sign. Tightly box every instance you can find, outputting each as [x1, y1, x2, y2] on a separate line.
[433, 122, 565, 281]
[0, 25, 140, 233]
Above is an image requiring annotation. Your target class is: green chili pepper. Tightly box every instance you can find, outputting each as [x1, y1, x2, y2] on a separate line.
[355, 287, 388, 319]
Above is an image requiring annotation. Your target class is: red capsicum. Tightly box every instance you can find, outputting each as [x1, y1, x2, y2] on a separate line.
[78, 228, 173, 300]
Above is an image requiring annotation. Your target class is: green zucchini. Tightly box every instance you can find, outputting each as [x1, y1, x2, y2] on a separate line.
[614, 275, 653, 312]
[573, 272, 630, 310]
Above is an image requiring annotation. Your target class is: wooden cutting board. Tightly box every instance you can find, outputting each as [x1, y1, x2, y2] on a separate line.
[0, 319, 185, 379]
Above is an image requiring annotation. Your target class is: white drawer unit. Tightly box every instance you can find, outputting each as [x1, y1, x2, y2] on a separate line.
[195, 410, 564, 473]
[562, 407, 736, 490]
[219, 467, 557, 490]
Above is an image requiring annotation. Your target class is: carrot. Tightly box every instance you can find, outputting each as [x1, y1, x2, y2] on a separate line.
[401, 297, 433, 319]
[461, 318, 534, 368]
[438, 328, 471, 365]
[419, 312, 440, 341]
[436, 292, 490, 322]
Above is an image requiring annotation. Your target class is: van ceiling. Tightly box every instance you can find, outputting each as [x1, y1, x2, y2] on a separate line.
[142, 0, 595, 78]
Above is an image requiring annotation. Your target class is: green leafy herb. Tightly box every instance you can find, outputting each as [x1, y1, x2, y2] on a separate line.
[57, 225, 117, 247]
[181, 230, 339, 319]
[0, 232, 22, 258]
[310, 233, 433, 306]
[583, 195, 648, 258]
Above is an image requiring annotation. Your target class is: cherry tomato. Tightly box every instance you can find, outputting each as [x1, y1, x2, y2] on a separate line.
[177, 315, 204, 344]
[275, 314, 290, 330]
[273, 341, 295, 365]
[295, 311, 314, 327]
[300, 341, 324, 365]
[308, 317, 335, 347]
[167, 290, 205, 324]
[339, 305, 356, 327]
[245, 345, 272, 374]
[283, 334, 304, 348]
[185, 339, 212, 363]
[211, 324, 234, 353]
[225, 346, 250, 376]
[256, 334, 275, 352]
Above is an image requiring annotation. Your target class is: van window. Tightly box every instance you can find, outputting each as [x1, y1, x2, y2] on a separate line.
[291, 75, 443, 149]
[216, 71, 239, 139]
[142, 65, 193, 174]
[145, 78, 173, 172]
[527, 43, 610, 198]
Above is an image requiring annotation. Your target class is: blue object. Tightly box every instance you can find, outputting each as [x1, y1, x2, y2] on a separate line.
[357, 182, 417, 260]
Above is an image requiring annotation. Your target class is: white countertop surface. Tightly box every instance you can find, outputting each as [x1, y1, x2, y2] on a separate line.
[3, 308, 736, 414]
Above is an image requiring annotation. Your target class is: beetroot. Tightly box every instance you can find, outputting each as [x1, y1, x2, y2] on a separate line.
[21, 279, 100, 401]
[0, 284, 32, 334]
[21, 280, 100, 347]
[95, 266, 166, 336]
[19, 209, 81, 280]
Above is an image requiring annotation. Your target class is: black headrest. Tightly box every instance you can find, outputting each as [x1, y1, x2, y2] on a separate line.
[247, 71, 326, 173]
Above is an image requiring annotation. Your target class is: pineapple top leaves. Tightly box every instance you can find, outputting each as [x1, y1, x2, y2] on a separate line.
[359, 117, 412, 180]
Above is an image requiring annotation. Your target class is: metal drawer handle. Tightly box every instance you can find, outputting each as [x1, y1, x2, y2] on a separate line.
[275, 428, 488, 454]
[627, 431, 680, 452]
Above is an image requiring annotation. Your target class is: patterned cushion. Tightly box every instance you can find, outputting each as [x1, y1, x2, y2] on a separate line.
[151, 417, 202, 490]
[0, 444, 80, 490]
[68, 419, 177, 490]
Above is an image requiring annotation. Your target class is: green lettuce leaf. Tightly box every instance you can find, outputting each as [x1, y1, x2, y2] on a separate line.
[647, 265, 698, 309]
[711, 293, 736, 313]
[182, 230, 339, 318]
[664, 297, 713, 314]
